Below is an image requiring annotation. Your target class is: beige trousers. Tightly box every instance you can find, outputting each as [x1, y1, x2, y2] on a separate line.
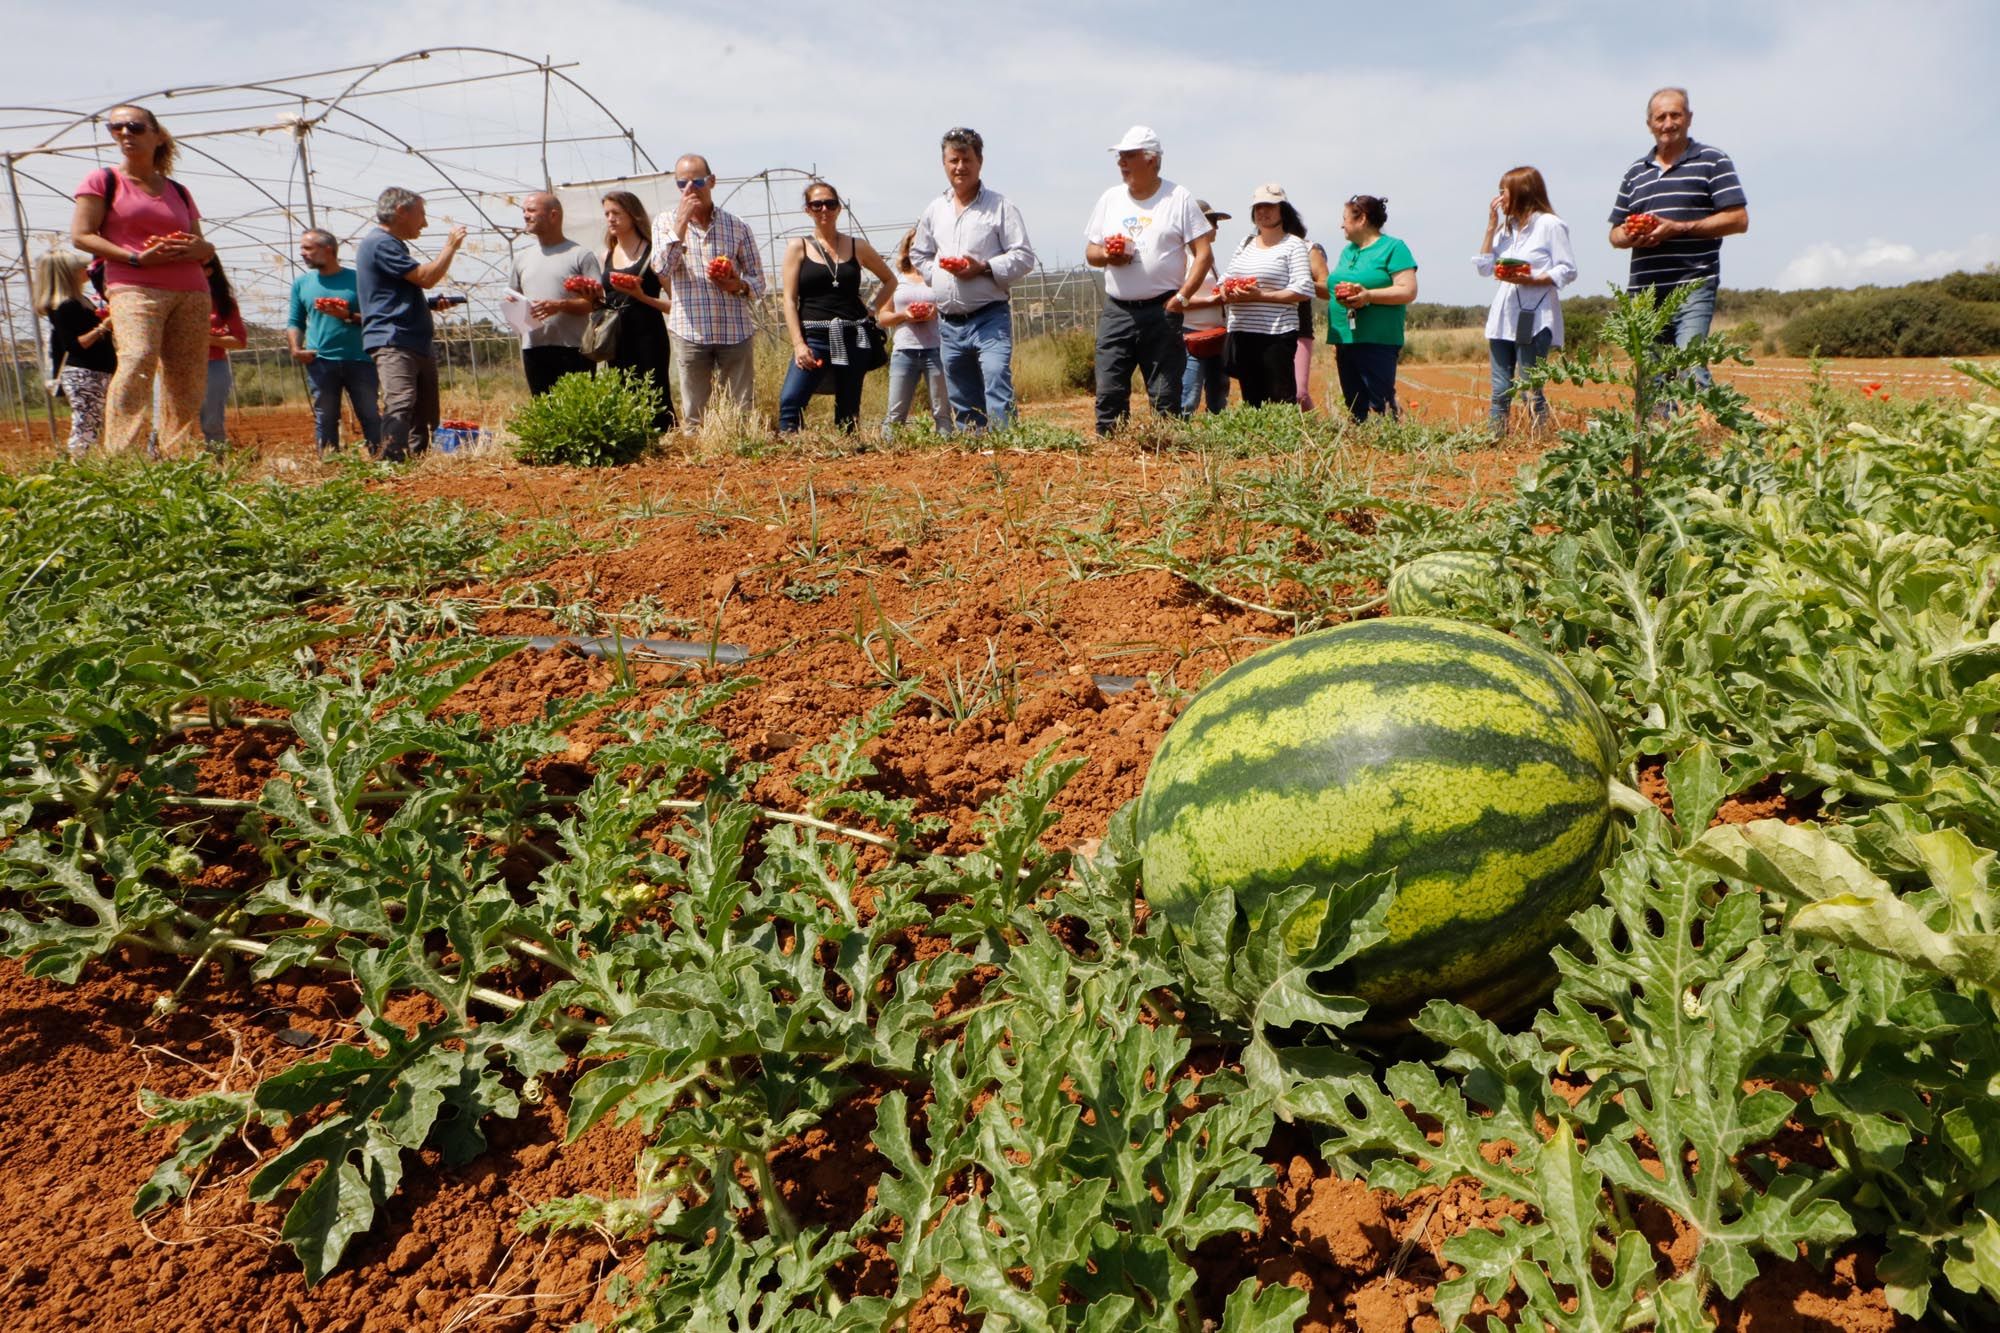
[104, 286, 210, 457]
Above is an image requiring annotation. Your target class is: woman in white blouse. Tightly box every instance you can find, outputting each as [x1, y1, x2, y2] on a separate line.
[1473, 166, 1576, 434]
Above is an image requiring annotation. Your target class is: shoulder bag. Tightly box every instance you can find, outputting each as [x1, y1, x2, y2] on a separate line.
[579, 250, 623, 363]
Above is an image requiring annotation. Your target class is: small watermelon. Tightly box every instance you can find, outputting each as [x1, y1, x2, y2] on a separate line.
[1136, 617, 1618, 1021]
[1387, 550, 1512, 619]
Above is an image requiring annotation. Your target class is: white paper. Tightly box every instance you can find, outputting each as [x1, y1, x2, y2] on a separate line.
[499, 289, 541, 337]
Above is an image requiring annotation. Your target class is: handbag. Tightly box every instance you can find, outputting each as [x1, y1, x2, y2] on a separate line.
[580, 307, 621, 363]
[579, 251, 625, 363]
[851, 315, 888, 373]
[1184, 325, 1226, 359]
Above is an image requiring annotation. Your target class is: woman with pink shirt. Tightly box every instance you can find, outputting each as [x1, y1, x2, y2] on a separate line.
[69, 104, 215, 456]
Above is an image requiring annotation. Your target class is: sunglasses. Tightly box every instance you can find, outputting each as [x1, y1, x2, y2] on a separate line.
[107, 120, 150, 135]
[806, 199, 841, 212]
[674, 176, 711, 191]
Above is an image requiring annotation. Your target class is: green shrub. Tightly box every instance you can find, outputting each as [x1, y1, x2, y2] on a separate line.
[1050, 328, 1097, 392]
[1562, 310, 1605, 360]
[1778, 289, 2000, 358]
[506, 367, 663, 466]
[1935, 269, 2000, 304]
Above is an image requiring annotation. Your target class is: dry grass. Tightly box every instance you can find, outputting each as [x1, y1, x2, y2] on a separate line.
[1402, 327, 1491, 364]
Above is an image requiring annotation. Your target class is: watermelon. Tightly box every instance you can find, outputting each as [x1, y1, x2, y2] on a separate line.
[1136, 617, 1618, 1021]
[1387, 550, 1511, 619]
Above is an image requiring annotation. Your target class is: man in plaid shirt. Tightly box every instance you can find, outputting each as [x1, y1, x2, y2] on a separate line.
[651, 153, 766, 427]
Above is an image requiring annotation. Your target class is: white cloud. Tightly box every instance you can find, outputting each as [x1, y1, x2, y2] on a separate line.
[1777, 235, 2000, 289]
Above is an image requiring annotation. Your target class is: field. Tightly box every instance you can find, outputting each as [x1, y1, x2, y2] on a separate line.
[4, 318, 1997, 1333]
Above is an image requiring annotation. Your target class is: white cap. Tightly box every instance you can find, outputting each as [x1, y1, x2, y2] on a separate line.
[1109, 125, 1163, 154]
[1250, 182, 1288, 206]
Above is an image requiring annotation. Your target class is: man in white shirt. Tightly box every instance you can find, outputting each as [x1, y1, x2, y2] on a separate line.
[1083, 126, 1215, 435]
[909, 128, 1037, 430]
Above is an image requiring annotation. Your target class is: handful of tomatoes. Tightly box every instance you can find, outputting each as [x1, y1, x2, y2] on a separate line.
[563, 275, 603, 296]
[607, 271, 642, 293]
[313, 296, 351, 317]
[908, 300, 937, 321]
[1624, 212, 1661, 238]
[937, 255, 974, 275]
[1104, 235, 1130, 259]
[1219, 276, 1261, 296]
[706, 256, 736, 282]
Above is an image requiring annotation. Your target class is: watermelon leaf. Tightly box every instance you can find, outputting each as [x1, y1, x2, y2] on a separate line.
[1544, 831, 1853, 1297]
[1218, 1274, 1309, 1331]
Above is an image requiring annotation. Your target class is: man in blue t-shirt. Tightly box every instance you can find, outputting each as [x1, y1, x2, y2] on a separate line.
[1608, 87, 1749, 380]
[356, 188, 466, 460]
[287, 230, 381, 458]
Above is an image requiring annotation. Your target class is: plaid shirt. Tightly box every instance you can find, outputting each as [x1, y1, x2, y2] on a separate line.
[650, 206, 765, 345]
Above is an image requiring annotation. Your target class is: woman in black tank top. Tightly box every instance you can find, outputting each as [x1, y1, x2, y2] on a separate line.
[778, 180, 899, 433]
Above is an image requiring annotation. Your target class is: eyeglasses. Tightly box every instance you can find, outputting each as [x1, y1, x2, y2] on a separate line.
[674, 176, 711, 191]
[941, 127, 983, 152]
[806, 199, 841, 212]
[106, 120, 149, 135]
[1347, 194, 1389, 206]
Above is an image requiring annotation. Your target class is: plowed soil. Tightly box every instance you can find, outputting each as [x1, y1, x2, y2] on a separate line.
[0, 410, 1911, 1329]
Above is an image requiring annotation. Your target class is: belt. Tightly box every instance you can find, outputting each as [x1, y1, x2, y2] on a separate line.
[1109, 291, 1175, 308]
[939, 300, 1008, 325]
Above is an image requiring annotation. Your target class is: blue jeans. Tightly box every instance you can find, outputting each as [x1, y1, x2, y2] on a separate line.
[1489, 330, 1553, 431]
[883, 347, 951, 434]
[937, 301, 1014, 430]
[305, 356, 382, 451]
[777, 327, 868, 433]
[1181, 349, 1228, 414]
[1653, 277, 1719, 390]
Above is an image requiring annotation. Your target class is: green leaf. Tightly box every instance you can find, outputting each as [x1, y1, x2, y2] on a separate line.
[1665, 739, 1726, 838]
[1218, 1274, 1308, 1332]
[133, 1090, 254, 1217]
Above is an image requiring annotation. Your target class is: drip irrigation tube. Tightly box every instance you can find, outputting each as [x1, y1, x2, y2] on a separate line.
[515, 633, 750, 665]
[518, 634, 1147, 697]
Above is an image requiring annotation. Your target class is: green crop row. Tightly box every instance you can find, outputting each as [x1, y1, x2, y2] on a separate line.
[3, 316, 2000, 1329]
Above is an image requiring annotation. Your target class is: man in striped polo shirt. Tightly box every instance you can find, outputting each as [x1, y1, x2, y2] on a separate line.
[1609, 87, 1748, 381]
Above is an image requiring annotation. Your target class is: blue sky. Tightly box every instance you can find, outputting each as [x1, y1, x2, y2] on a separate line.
[4, 0, 1996, 307]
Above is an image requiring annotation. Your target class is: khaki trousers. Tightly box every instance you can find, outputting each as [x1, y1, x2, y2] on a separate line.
[104, 286, 210, 458]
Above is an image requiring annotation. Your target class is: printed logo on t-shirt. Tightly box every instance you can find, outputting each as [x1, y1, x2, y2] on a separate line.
[1119, 212, 1156, 236]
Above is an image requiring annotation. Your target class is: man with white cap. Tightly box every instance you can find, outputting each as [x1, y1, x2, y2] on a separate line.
[1083, 125, 1215, 434]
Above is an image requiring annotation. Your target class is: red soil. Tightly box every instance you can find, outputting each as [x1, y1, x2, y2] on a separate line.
[0, 429, 1910, 1330]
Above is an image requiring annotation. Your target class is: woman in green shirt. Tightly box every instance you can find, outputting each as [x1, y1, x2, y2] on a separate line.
[1326, 195, 1418, 420]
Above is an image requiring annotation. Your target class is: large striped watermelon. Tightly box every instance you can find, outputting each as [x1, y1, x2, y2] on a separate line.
[1387, 550, 1511, 619]
[1136, 617, 1618, 1021]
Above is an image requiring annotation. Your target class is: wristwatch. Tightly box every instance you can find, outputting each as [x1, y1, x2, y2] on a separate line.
[127, 249, 143, 267]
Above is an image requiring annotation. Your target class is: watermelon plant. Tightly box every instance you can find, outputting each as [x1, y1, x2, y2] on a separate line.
[8, 364, 2000, 1330]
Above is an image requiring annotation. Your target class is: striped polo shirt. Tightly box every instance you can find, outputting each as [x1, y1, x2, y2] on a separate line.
[1609, 140, 1747, 292]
